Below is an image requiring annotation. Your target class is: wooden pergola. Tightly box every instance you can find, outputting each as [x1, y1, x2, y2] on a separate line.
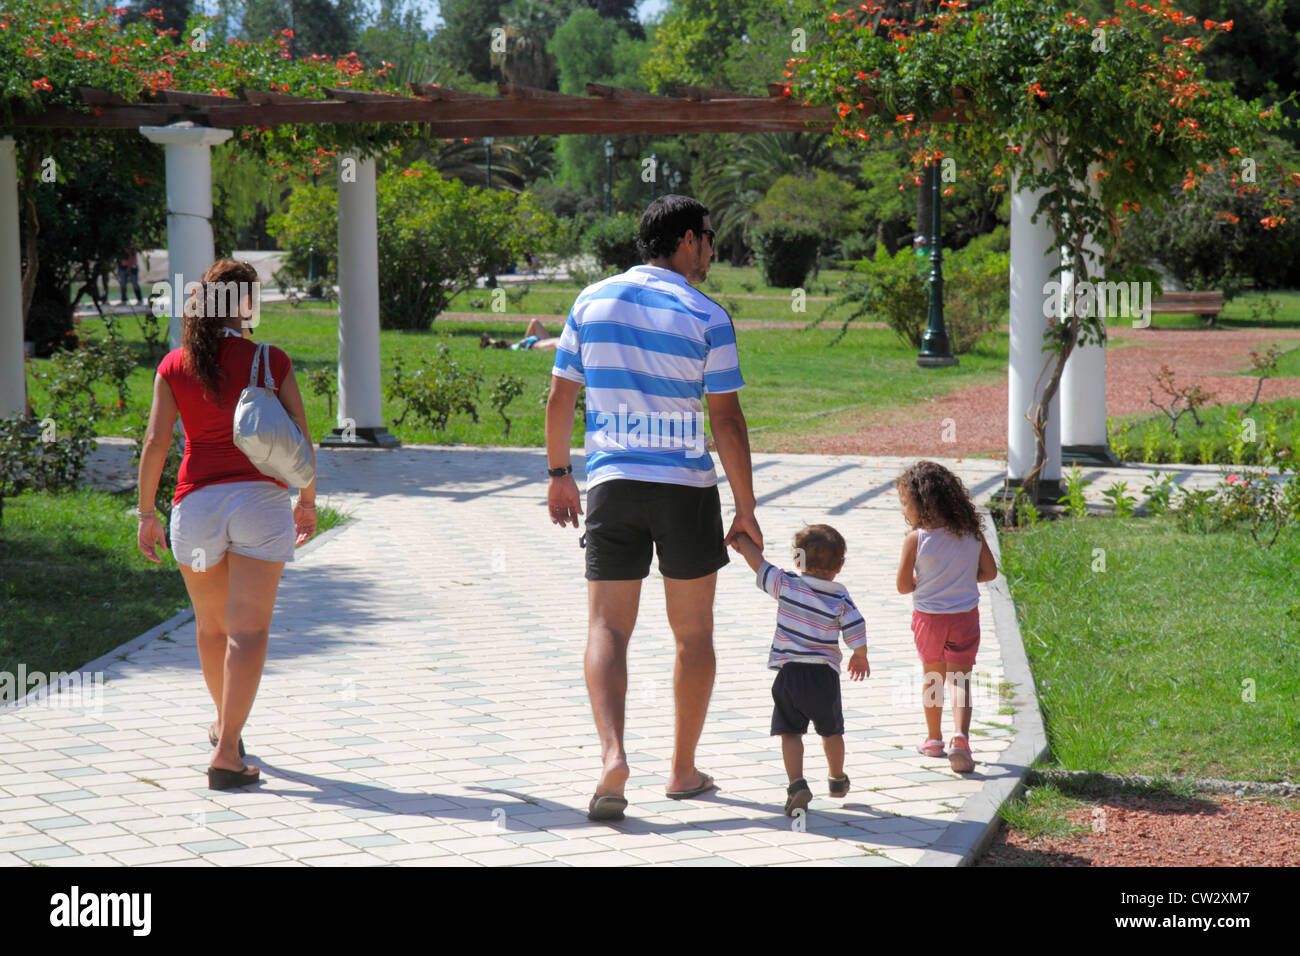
[0, 81, 1100, 481]
[10, 81, 836, 135]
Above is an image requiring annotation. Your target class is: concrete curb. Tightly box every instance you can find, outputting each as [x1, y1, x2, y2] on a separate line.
[916, 509, 1049, 867]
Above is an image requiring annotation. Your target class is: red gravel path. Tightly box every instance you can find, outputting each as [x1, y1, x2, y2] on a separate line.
[977, 794, 1300, 867]
[776, 326, 1300, 457]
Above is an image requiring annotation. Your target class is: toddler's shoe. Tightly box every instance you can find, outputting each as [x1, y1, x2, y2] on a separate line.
[948, 734, 975, 773]
[784, 778, 813, 816]
[916, 738, 945, 758]
[828, 774, 850, 798]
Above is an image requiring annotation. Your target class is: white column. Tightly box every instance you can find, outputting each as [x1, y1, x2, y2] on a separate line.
[0, 138, 25, 417]
[1007, 173, 1061, 487]
[1060, 232, 1111, 459]
[325, 154, 397, 447]
[139, 122, 233, 349]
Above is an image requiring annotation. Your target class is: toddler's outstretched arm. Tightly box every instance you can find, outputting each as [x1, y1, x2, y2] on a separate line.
[730, 530, 765, 573]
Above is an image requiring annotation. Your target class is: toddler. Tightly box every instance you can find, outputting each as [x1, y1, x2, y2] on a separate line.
[731, 525, 869, 816]
[894, 461, 998, 773]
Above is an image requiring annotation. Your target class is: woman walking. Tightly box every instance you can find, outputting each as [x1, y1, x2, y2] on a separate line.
[136, 259, 317, 790]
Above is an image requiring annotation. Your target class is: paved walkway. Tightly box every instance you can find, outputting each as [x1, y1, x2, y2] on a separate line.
[1, 449, 1226, 867]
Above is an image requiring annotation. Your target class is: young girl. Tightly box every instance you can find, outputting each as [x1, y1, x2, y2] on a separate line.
[894, 461, 998, 773]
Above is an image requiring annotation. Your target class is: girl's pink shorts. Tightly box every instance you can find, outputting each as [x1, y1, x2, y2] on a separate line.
[911, 608, 980, 669]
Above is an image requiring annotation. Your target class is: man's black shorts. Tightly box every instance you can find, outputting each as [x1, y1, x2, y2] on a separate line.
[583, 479, 729, 580]
[770, 662, 844, 737]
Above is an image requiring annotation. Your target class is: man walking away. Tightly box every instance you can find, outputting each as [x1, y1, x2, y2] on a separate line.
[545, 195, 762, 822]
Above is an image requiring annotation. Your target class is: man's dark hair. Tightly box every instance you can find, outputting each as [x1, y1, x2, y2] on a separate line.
[637, 194, 709, 261]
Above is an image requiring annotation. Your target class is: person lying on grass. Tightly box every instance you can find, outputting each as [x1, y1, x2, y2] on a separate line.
[480, 318, 561, 351]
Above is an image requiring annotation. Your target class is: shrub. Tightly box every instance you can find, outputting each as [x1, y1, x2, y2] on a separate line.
[386, 347, 483, 433]
[583, 213, 641, 272]
[270, 162, 557, 331]
[751, 222, 821, 288]
[490, 374, 525, 437]
[817, 238, 1008, 351]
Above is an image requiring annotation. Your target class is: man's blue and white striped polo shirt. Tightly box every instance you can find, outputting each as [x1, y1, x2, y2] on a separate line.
[551, 264, 744, 489]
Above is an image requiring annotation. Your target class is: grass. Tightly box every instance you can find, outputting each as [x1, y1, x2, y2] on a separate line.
[0, 488, 351, 676]
[34, 300, 1010, 451]
[997, 515, 1300, 782]
[996, 783, 1091, 840]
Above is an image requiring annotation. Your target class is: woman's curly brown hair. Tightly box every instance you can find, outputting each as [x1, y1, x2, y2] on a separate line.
[895, 460, 983, 538]
[182, 259, 259, 402]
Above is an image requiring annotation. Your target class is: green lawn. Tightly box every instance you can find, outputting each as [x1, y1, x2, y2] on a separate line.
[0, 490, 349, 677]
[998, 515, 1300, 782]
[35, 301, 1008, 450]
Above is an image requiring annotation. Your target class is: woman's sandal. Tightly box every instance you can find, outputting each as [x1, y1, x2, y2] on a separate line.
[207, 765, 260, 790]
[208, 726, 245, 758]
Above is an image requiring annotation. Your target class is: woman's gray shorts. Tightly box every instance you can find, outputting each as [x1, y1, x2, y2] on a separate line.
[170, 480, 294, 569]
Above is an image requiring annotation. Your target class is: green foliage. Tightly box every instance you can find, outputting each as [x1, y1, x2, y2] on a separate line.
[753, 171, 864, 243]
[1117, 137, 1300, 295]
[269, 162, 558, 330]
[1141, 472, 1177, 516]
[490, 374, 525, 437]
[386, 347, 483, 433]
[305, 366, 336, 418]
[1170, 467, 1299, 548]
[1099, 480, 1136, 518]
[583, 213, 641, 272]
[817, 241, 1006, 352]
[1110, 400, 1298, 466]
[1058, 466, 1091, 518]
[750, 222, 820, 289]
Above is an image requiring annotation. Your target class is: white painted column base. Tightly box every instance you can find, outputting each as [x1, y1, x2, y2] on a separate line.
[1060, 232, 1115, 464]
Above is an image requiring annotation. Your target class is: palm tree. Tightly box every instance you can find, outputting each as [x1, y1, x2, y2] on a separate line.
[693, 132, 847, 263]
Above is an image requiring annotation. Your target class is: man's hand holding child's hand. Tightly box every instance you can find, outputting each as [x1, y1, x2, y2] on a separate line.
[847, 648, 870, 681]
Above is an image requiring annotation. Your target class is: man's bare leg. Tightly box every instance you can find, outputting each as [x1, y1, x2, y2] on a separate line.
[586, 579, 641, 798]
[663, 572, 717, 794]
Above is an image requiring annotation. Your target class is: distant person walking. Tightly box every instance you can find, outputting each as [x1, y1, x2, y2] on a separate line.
[136, 259, 318, 790]
[117, 238, 143, 306]
[545, 195, 761, 821]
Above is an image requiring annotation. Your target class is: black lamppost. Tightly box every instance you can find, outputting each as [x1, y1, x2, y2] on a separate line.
[604, 139, 613, 215]
[484, 136, 494, 189]
[917, 161, 958, 368]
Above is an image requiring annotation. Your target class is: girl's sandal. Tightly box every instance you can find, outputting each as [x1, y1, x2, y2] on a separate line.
[916, 738, 945, 758]
[948, 735, 975, 773]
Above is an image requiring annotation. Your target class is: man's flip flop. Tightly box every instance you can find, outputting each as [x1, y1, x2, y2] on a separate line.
[666, 772, 716, 800]
[208, 726, 245, 758]
[587, 795, 628, 822]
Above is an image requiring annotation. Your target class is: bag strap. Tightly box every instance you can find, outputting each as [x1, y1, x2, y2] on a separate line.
[248, 342, 275, 390]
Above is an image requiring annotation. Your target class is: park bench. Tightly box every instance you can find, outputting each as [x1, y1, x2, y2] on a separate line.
[1147, 291, 1224, 326]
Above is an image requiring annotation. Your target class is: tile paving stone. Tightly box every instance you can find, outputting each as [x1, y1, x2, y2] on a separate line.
[1, 450, 1037, 866]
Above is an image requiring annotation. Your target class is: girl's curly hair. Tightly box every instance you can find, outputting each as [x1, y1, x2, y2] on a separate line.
[895, 460, 983, 538]
[181, 259, 258, 402]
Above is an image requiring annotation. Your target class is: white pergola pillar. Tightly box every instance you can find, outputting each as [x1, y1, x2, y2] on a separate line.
[139, 122, 233, 349]
[1060, 231, 1115, 463]
[0, 138, 25, 417]
[321, 153, 397, 448]
[1007, 173, 1062, 494]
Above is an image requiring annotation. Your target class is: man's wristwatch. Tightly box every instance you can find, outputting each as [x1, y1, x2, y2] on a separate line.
[547, 464, 572, 478]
